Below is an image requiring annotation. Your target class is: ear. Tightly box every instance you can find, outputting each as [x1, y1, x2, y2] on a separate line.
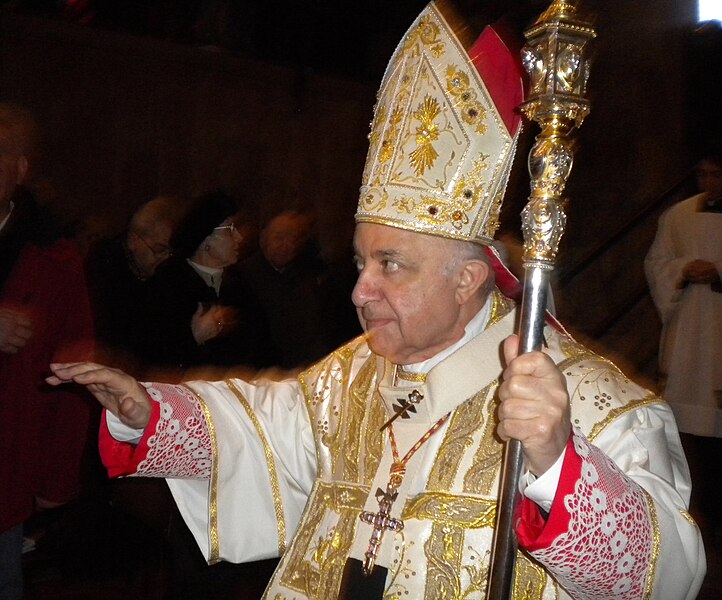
[16, 156, 28, 185]
[455, 259, 491, 305]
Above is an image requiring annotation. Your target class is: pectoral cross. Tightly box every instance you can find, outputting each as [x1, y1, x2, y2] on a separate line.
[358, 485, 404, 574]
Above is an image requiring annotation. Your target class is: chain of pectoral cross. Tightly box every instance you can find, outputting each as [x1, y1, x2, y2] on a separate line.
[358, 411, 451, 575]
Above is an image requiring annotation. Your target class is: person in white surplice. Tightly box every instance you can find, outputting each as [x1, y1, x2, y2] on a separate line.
[645, 149, 722, 538]
[48, 3, 705, 599]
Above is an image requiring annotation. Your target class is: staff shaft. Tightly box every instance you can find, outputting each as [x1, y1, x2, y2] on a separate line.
[486, 1, 595, 594]
[487, 267, 550, 599]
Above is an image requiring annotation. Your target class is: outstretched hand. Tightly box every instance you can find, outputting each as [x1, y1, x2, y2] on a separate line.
[497, 335, 571, 476]
[47, 362, 152, 429]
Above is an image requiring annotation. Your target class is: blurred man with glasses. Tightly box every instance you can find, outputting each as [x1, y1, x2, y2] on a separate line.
[85, 195, 181, 375]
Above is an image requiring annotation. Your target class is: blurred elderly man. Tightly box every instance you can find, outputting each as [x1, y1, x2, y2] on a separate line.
[85, 195, 179, 374]
[0, 104, 94, 599]
[239, 210, 334, 368]
[48, 4, 704, 599]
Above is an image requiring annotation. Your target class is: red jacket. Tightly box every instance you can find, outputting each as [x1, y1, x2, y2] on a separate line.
[0, 239, 95, 532]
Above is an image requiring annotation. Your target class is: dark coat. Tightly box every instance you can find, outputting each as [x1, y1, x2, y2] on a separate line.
[237, 252, 338, 369]
[84, 236, 154, 376]
[135, 257, 275, 377]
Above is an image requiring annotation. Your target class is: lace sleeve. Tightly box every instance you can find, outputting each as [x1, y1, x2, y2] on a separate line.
[135, 382, 213, 479]
[520, 429, 654, 599]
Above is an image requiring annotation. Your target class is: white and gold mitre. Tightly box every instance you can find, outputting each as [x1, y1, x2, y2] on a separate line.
[356, 1, 524, 245]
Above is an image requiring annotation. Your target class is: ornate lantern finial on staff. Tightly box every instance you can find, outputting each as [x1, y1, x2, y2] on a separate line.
[487, 2, 596, 599]
[520, 0, 596, 272]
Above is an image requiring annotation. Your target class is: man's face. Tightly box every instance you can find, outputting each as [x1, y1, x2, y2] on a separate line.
[696, 159, 722, 201]
[352, 223, 472, 365]
[128, 222, 173, 278]
[261, 214, 309, 269]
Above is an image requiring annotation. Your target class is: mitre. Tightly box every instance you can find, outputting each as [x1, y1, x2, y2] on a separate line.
[355, 0, 524, 246]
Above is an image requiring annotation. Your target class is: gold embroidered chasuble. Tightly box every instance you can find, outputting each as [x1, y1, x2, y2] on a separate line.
[120, 286, 703, 598]
[259, 292, 662, 600]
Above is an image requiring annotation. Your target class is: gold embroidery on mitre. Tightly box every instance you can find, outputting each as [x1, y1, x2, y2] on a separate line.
[356, 3, 519, 246]
[409, 95, 441, 176]
[359, 189, 389, 214]
[446, 65, 487, 134]
[391, 154, 490, 234]
[403, 13, 445, 58]
[379, 107, 404, 168]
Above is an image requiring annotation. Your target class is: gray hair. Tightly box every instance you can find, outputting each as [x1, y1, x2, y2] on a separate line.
[445, 239, 496, 298]
[130, 196, 181, 238]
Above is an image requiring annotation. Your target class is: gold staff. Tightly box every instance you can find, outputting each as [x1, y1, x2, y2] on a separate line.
[487, 2, 596, 598]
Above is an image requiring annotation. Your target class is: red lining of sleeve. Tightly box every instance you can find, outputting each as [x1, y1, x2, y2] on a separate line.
[98, 400, 161, 478]
[517, 435, 580, 550]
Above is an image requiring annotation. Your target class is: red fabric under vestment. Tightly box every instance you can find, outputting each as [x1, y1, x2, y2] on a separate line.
[0, 240, 95, 532]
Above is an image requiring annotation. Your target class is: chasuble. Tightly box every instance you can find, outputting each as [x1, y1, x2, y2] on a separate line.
[99, 290, 704, 599]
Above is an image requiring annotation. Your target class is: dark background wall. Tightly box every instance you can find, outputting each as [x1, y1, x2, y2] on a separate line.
[0, 0, 717, 383]
[0, 9, 380, 259]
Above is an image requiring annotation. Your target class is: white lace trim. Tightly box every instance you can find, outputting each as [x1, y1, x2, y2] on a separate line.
[136, 383, 213, 479]
[529, 429, 653, 599]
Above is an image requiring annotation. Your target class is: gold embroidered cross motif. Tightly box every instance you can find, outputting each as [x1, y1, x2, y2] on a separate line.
[409, 95, 441, 176]
[380, 389, 424, 432]
[358, 486, 405, 575]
